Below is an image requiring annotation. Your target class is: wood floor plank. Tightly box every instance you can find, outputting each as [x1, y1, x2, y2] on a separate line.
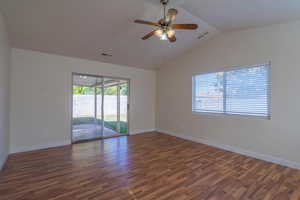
[0, 132, 300, 200]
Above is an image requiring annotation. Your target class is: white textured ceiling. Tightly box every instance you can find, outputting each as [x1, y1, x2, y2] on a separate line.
[181, 0, 300, 31]
[1, 0, 300, 69]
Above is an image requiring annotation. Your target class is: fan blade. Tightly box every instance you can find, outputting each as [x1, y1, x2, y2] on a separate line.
[166, 8, 178, 24]
[168, 35, 176, 43]
[134, 20, 160, 27]
[171, 24, 198, 30]
[142, 30, 159, 40]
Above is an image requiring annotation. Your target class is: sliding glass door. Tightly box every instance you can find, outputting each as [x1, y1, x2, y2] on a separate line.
[72, 77, 98, 142]
[103, 80, 118, 136]
[72, 74, 129, 143]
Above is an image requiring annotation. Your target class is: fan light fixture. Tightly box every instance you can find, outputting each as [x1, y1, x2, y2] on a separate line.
[160, 33, 168, 40]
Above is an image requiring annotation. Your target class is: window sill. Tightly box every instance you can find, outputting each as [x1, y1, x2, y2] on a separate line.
[192, 111, 271, 120]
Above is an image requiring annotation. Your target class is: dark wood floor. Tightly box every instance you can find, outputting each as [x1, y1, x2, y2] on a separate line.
[1, 132, 300, 200]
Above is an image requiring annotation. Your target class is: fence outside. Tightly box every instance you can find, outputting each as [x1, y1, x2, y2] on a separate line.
[73, 95, 128, 117]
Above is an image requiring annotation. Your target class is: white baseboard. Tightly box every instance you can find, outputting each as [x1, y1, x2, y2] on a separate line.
[0, 154, 8, 170]
[157, 129, 300, 170]
[130, 129, 156, 135]
[9, 130, 156, 154]
[10, 141, 71, 154]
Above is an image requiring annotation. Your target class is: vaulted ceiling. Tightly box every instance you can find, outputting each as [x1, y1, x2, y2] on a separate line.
[1, 0, 300, 69]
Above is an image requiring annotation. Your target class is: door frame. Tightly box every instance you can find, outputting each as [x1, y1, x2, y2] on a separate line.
[71, 72, 131, 144]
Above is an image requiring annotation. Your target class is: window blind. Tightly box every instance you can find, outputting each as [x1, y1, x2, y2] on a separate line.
[192, 64, 270, 118]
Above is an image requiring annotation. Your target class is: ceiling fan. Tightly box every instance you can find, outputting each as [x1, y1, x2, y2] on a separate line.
[134, 0, 198, 42]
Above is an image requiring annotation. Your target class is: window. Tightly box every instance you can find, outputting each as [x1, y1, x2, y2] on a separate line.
[192, 64, 270, 118]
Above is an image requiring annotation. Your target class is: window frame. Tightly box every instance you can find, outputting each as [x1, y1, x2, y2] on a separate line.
[192, 63, 271, 119]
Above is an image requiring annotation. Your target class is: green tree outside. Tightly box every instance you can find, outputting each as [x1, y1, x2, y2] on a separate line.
[73, 84, 128, 96]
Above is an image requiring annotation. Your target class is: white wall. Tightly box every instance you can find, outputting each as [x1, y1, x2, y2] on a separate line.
[10, 48, 156, 153]
[157, 20, 300, 167]
[0, 13, 11, 169]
